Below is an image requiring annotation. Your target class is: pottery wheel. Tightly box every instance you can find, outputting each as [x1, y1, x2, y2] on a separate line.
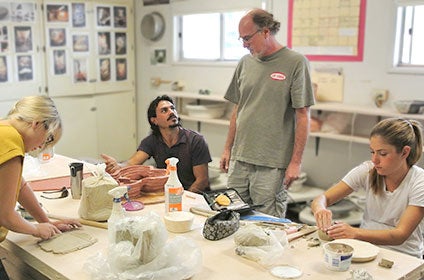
[38, 230, 97, 254]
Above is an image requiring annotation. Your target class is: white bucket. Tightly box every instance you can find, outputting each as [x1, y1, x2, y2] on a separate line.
[323, 242, 354, 271]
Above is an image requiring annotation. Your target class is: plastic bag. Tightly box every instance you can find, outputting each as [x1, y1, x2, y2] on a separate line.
[78, 163, 118, 221]
[84, 211, 202, 280]
[234, 223, 285, 267]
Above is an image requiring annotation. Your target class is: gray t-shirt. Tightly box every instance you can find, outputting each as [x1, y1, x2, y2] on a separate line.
[225, 47, 315, 168]
[138, 128, 212, 189]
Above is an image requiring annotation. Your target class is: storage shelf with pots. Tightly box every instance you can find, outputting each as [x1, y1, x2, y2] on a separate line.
[163, 91, 230, 130]
[310, 102, 424, 155]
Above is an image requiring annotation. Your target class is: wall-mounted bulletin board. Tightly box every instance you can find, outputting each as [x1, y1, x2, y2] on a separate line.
[287, 0, 366, 62]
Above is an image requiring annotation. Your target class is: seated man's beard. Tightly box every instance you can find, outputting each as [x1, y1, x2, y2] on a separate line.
[169, 123, 180, 128]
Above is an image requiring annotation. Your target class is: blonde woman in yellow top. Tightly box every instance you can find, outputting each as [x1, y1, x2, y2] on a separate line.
[0, 95, 81, 243]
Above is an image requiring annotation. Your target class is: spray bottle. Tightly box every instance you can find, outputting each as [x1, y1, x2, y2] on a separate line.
[107, 186, 128, 244]
[164, 157, 183, 213]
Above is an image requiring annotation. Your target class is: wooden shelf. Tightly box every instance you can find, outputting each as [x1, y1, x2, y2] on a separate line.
[313, 102, 424, 121]
[162, 91, 227, 102]
[310, 102, 424, 155]
[310, 131, 369, 144]
[164, 91, 230, 129]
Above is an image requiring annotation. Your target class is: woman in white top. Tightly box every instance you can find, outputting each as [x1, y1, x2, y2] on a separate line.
[312, 118, 424, 258]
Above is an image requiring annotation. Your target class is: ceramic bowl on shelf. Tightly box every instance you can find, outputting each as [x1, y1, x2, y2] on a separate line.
[185, 101, 226, 118]
[393, 100, 424, 114]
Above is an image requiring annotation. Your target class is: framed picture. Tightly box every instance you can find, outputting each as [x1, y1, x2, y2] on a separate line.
[72, 34, 89, 52]
[113, 6, 127, 28]
[46, 4, 69, 23]
[0, 25, 8, 52]
[99, 58, 110, 81]
[49, 28, 66, 47]
[0, 55, 8, 82]
[73, 58, 87, 83]
[17, 54, 33, 81]
[72, 3, 86, 28]
[116, 58, 127, 81]
[14, 26, 32, 52]
[96, 6, 111, 27]
[52, 50, 66, 75]
[11, 2, 36, 22]
[0, 3, 10, 22]
[97, 32, 111, 55]
[115, 32, 126, 55]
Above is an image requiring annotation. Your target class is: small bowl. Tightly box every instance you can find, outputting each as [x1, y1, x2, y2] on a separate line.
[394, 100, 424, 114]
[163, 211, 194, 233]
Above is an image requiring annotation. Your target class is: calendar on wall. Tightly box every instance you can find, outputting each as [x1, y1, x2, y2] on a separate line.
[288, 0, 366, 62]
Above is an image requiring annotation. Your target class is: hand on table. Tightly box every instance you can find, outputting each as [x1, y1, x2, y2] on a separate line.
[33, 223, 61, 240]
[52, 219, 82, 232]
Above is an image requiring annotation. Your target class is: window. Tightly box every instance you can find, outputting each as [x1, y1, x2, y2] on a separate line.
[176, 11, 248, 62]
[394, 3, 424, 67]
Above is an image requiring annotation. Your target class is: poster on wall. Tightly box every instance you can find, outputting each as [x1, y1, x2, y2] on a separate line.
[46, 4, 69, 23]
[73, 58, 87, 83]
[72, 3, 85, 28]
[49, 28, 66, 47]
[97, 31, 111, 55]
[96, 6, 111, 27]
[16, 54, 33, 81]
[113, 6, 126, 28]
[52, 49, 66, 75]
[115, 32, 126, 55]
[0, 25, 8, 52]
[99, 58, 110, 81]
[0, 55, 8, 82]
[11, 2, 35, 22]
[72, 34, 89, 52]
[14, 26, 32, 52]
[116, 58, 127, 81]
[288, 0, 366, 62]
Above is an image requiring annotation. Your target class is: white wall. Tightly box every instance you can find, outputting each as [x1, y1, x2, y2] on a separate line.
[134, 0, 424, 188]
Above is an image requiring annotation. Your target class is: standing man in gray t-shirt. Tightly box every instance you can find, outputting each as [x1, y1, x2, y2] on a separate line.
[220, 9, 315, 217]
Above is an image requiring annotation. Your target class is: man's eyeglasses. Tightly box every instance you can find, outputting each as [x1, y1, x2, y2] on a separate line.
[239, 30, 261, 43]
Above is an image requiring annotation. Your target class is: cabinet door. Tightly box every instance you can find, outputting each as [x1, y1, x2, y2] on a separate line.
[44, 0, 134, 97]
[0, 0, 45, 101]
[95, 91, 137, 161]
[52, 95, 98, 159]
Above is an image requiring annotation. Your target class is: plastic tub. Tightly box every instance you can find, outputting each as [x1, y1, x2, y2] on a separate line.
[323, 242, 354, 271]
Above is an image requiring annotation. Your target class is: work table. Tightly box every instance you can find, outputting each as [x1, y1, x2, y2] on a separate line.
[1, 155, 423, 280]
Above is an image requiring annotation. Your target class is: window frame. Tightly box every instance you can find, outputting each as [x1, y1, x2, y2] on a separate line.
[172, 10, 249, 66]
[390, 0, 424, 74]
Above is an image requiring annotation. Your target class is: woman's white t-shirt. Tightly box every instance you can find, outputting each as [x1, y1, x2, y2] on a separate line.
[342, 161, 424, 258]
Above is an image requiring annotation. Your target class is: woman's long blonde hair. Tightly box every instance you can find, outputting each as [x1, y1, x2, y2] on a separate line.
[6, 95, 62, 146]
[369, 118, 423, 194]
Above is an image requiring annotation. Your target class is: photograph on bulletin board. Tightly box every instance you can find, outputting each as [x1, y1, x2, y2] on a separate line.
[287, 0, 366, 62]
